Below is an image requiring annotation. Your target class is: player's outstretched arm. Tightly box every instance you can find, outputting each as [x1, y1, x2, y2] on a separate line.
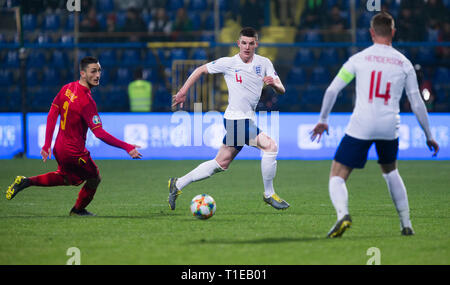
[172, 64, 208, 109]
[263, 76, 285, 94]
[41, 104, 59, 162]
[91, 127, 142, 159]
[405, 69, 439, 157]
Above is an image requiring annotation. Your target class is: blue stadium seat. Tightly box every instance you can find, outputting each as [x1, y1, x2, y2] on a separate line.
[115, 11, 127, 29]
[0, 70, 13, 86]
[43, 14, 60, 31]
[358, 12, 372, 28]
[188, 11, 202, 30]
[96, 13, 107, 30]
[356, 28, 370, 42]
[318, 48, 339, 65]
[116, 68, 132, 85]
[167, 0, 184, 11]
[26, 69, 40, 87]
[121, 49, 141, 66]
[434, 67, 449, 85]
[199, 33, 215, 42]
[153, 86, 171, 111]
[190, 0, 207, 10]
[99, 49, 117, 67]
[31, 87, 54, 111]
[192, 48, 207, 60]
[311, 66, 330, 85]
[22, 14, 36, 31]
[304, 30, 322, 42]
[99, 68, 110, 85]
[7, 87, 21, 111]
[143, 68, 159, 83]
[286, 67, 306, 85]
[27, 51, 46, 68]
[301, 86, 325, 105]
[416, 47, 436, 64]
[4, 51, 19, 68]
[294, 48, 314, 65]
[171, 48, 187, 60]
[144, 50, 158, 66]
[204, 13, 223, 30]
[60, 34, 74, 44]
[51, 50, 67, 68]
[42, 69, 61, 86]
[97, 0, 114, 13]
[36, 34, 53, 44]
[142, 11, 152, 27]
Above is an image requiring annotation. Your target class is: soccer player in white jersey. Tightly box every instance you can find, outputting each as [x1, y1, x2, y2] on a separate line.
[169, 27, 289, 210]
[310, 12, 439, 238]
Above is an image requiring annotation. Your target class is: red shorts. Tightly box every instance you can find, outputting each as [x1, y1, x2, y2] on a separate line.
[54, 151, 99, 186]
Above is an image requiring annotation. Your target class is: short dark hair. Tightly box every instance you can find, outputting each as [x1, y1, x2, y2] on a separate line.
[79, 56, 99, 71]
[370, 12, 395, 37]
[239, 27, 258, 41]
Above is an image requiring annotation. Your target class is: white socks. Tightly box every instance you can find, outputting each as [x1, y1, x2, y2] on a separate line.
[261, 151, 277, 198]
[329, 169, 412, 229]
[329, 176, 349, 220]
[382, 169, 412, 229]
[176, 159, 224, 190]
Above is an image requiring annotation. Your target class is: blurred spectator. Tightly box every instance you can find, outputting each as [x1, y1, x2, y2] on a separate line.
[437, 21, 450, 62]
[148, 7, 172, 41]
[147, 0, 167, 9]
[398, 0, 426, 41]
[80, 7, 101, 32]
[114, 0, 145, 10]
[274, 0, 297, 26]
[240, 0, 265, 31]
[173, 8, 194, 41]
[298, 0, 326, 30]
[128, 68, 153, 112]
[396, 8, 421, 41]
[325, 5, 350, 42]
[122, 7, 147, 41]
[104, 13, 120, 42]
[79, 7, 101, 43]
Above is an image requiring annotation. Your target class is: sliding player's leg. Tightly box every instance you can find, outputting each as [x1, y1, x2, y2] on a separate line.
[168, 145, 238, 210]
[68, 155, 100, 216]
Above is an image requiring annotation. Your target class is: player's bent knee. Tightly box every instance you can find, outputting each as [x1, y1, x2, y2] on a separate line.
[86, 175, 101, 189]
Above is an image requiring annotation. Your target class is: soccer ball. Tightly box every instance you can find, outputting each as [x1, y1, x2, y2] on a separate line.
[190, 194, 216, 219]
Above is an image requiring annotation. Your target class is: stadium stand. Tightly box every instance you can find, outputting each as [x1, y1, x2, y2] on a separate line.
[0, 0, 448, 113]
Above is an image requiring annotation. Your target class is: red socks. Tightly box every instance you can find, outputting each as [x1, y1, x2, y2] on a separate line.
[29, 172, 66, 186]
[73, 184, 97, 210]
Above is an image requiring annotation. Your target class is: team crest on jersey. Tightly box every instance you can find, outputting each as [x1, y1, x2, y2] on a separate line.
[254, 65, 262, 76]
[92, 115, 101, 125]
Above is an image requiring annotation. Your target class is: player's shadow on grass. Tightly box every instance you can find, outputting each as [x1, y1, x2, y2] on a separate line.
[199, 236, 323, 244]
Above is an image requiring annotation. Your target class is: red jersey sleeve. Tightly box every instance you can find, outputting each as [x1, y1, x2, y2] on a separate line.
[43, 88, 64, 150]
[81, 100, 134, 153]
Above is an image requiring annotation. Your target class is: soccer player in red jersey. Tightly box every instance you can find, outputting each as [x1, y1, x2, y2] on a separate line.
[5, 56, 142, 216]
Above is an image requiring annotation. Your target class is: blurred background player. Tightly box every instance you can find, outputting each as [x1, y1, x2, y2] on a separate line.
[310, 12, 440, 238]
[5, 56, 142, 216]
[169, 27, 289, 211]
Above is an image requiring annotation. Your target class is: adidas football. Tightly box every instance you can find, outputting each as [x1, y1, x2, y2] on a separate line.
[190, 194, 216, 219]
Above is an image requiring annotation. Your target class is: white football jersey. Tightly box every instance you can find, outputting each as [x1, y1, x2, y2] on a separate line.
[206, 53, 279, 120]
[342, 43, 419, 140]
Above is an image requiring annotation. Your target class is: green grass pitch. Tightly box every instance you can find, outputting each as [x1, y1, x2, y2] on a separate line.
[0, 159, 449, 265]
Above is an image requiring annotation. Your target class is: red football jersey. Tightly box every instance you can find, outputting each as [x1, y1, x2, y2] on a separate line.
[51, 81, 102, 156]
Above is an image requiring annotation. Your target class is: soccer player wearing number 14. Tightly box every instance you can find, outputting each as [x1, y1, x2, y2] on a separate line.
[310, 12, 439, 238]
[5, 56, 142, 216]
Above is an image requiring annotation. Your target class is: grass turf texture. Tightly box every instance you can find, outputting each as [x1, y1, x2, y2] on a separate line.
[0, 159, 449, 265]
